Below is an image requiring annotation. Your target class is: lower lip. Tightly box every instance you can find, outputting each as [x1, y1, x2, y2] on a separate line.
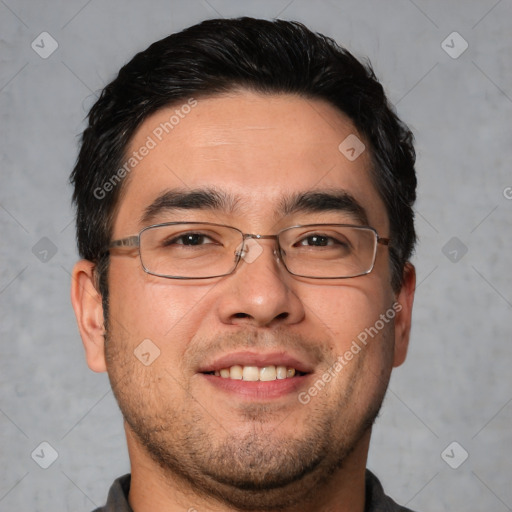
[200, 373, 310, 399]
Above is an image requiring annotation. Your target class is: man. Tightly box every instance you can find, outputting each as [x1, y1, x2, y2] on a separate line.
[70, 17, 417, 512]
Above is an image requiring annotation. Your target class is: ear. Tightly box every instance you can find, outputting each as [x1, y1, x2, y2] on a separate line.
[70, 260, 107, 372]
[392, 262, 416, 367]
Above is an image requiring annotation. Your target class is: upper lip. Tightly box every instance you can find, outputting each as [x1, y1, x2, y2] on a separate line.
[198, 351, 314, 374]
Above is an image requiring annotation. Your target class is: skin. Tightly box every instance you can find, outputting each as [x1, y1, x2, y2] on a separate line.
[71, 91, 415, 512]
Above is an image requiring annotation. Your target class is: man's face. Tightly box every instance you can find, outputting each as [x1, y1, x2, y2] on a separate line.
[98, 91, 412, 509]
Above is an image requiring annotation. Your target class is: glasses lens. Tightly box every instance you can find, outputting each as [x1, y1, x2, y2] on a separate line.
[279, 225, 377, 278]
[139, 223, 242, 278]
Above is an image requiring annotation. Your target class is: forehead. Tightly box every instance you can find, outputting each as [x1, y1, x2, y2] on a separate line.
[113, 91, 387, 235]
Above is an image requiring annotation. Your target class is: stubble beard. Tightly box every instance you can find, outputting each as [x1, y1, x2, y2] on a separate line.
[105, 330, 392, 511]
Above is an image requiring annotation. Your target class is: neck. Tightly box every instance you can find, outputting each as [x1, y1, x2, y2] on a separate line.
[126, 424, 370, 512]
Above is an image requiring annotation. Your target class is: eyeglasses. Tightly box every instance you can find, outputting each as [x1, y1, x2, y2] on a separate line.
[107, 222, 390, 280]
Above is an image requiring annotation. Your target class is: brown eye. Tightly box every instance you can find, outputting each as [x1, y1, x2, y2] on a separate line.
[163, 233, 216, 247]
[300, 235, 331, 246]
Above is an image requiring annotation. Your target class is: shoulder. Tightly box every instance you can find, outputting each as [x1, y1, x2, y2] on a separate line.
[365, 470, 418, 512]
[90, 474, 132, 512]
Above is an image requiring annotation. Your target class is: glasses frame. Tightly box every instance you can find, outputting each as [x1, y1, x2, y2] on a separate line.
[107, 221, 390, 280]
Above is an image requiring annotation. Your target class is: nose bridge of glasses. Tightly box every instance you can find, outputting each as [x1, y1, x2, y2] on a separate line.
[243, 233, 278, 240]
[238, 233, 281, 260]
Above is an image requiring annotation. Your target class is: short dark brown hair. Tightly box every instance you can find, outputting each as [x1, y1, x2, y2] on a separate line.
[71, 17, 416, 299]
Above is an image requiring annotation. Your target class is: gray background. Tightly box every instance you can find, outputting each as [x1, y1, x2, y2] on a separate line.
[1, 0, 511, 510]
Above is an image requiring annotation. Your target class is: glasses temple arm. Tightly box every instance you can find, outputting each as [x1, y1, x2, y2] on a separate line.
[109, 236, 140, 249]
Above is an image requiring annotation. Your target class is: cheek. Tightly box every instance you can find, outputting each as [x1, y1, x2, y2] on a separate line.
[108, 259, 215, 352]
[305, 277, 394, 348]
[316, 285, 396, 409]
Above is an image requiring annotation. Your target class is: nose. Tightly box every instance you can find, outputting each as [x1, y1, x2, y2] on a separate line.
[215, 238, 305, 328]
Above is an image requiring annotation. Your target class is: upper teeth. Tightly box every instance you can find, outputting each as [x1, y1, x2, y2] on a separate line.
[213, 365, 297, 381]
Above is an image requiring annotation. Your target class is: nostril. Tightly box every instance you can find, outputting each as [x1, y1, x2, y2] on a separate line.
[275, 312, 289, 320]
[234, 312, 250, 319]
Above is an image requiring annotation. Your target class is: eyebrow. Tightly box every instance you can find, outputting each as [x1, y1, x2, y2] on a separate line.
[140, 187, 369, 226]
[141, 188, 240, 225]
[280, 190, 369, 225]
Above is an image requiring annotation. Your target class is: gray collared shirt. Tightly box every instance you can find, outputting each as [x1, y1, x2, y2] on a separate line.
[92, 470, 416, 511]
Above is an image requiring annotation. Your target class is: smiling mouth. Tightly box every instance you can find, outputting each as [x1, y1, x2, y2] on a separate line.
[203, 365, 307, 381]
